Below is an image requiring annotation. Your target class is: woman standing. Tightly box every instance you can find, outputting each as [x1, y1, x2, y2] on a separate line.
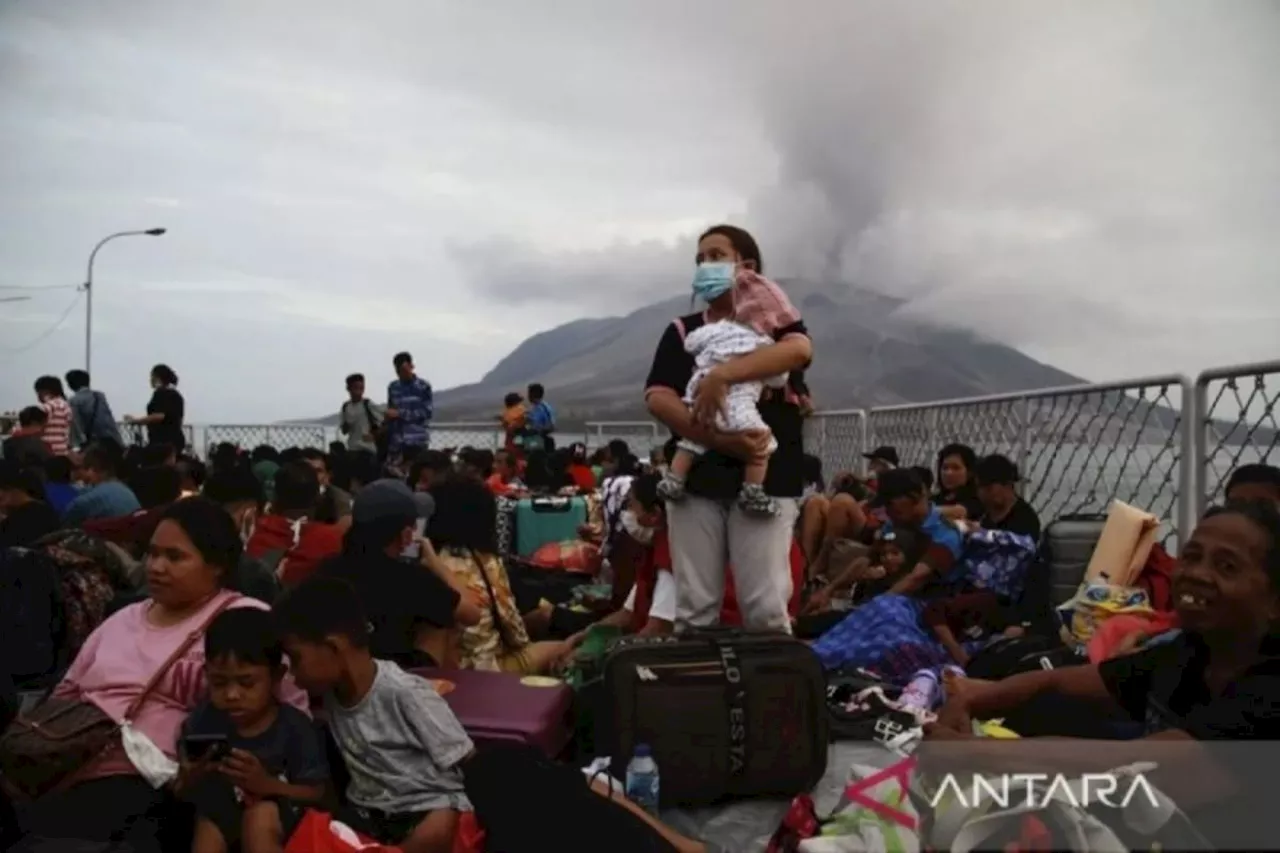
[126, 363, 186, 453]
[643, 224, 812, 631]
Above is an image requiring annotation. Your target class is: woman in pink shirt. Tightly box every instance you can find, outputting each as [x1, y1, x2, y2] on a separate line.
[9, 497, 308, 853]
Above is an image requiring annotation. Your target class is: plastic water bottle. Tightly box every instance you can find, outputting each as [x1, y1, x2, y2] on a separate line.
[625, 744, 660, 816]
[899, 669, 941, 712]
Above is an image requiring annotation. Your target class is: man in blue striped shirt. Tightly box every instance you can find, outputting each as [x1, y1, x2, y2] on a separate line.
[385, 351, 433, 472]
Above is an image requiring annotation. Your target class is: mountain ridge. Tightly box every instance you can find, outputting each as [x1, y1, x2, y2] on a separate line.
[305, 278, 1089, 424]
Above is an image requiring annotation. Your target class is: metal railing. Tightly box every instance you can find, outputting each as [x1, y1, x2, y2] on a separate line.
[96, 359, 1280, 549]
[853, 375, 1194, 547]
[1194, 360, 1280, 517]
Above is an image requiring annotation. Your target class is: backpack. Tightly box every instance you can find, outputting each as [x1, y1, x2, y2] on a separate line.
[34, 530, 131, 659]
[0, 548, 65, 686]
[963, 634, 1085, 680]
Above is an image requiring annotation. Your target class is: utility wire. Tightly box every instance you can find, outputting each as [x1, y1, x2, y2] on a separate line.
[0, 291, 84, 354]
[0, 283, 78, 291]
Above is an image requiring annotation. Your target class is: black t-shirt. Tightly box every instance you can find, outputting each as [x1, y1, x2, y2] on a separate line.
[644, 313, 809, 499]
[181, 701, 328, 784]
[981, 497, 1042, 542]
[0, 500, 59, 549]
[935, 489, 984, 523]
[1099, 632, 1280, 849]
[316, 552, 458, 666]
[146, 386, 186, 451]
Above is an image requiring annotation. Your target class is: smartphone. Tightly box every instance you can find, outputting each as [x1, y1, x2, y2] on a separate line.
[182, 733, 231, 762]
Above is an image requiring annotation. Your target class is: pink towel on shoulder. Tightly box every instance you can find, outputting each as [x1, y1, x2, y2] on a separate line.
[732, 270, 801, 338]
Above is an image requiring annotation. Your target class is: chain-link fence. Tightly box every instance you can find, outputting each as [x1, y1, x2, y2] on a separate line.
[866, 375, 1193, 547]
[583, 421, 664, 456]
[116, 422, 196, 451]
[125, 359, 1280, 547]
[202, 424, 330, 456]
[803, 409, 867, 481]
[1194, 360, 1280, 516]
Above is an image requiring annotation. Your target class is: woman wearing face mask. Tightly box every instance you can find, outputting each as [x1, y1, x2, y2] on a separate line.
[644, 225, 813, 632]
[560, 475, 677, 663]
[202, 466, 282, 604]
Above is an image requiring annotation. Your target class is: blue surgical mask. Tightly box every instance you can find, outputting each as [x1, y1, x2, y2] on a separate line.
[691, 262, 735, 302]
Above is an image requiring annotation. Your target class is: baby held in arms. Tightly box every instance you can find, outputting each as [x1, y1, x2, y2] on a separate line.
[658, 263, 800, 517]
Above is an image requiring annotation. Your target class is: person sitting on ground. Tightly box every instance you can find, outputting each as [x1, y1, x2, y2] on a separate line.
[177, 455, 207, 499]
[1222, 462, 1280, 508]
[973, 453, 1042, 540]
[244, 461, 343, 586]
[82, 464, 184, 558]
[427, 476, 572, 674]
[457, 448, 495, 484]
[63, 443, 141, 527]
[299, 447, 353, 525]
[202, 467, 281, 605]
[876, 468, 967, 596]
[565, 442, 597, 491]
[484, 448, 525, 498]
[929, 501, 1280, 852]
[802, 527, 922, 616]
[933, 443, 982, 521]
[657, 262, 801, 517]
[316, 479, 480, 669]
[799, 471, 872, 581]
[910, 465, 934, 493]
[862, 446, 899, 487]
[407, 449, 452, 493]
[5, 498, 309, 853]
[177, 608, 328, 853]
[561, 474, 677, 658]
[42, 454, 78, 516]
[275, 577, 474, 853]
[0, 459, 59, 548]
[2, 405, 50, 467]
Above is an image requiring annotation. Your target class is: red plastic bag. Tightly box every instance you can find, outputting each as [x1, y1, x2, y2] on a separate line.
[528, 540, 601, 575]
[284, 810, 398, 853]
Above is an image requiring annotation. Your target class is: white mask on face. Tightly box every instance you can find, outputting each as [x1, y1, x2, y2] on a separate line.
[621, 510, 655, 545]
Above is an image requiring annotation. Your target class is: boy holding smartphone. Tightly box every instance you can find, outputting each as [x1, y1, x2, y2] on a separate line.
[177, 608, 329, 853]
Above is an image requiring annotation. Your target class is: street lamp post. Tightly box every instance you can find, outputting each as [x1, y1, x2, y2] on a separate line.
[83, 227, 166, 374]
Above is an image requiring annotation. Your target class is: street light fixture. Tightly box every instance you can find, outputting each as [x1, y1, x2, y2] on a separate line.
[83, 227, 167, 374]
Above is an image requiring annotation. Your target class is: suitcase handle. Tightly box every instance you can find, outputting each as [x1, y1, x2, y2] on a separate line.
[531, 497, 572, 513]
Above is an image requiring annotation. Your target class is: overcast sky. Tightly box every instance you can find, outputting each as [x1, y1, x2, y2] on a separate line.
[2, 0, 1278, 422]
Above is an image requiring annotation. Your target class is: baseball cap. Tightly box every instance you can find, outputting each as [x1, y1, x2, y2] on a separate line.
[975, 454, 1021, 485]
[863, 446, 900, 467]
[352, 479, 418, 525]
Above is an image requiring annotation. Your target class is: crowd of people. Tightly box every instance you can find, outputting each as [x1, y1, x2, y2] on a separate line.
[0, 223, 1275, 852]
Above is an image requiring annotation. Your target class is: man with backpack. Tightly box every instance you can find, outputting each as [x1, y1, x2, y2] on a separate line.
[339, 372, 383, 455]
[64, 369, 123, 451]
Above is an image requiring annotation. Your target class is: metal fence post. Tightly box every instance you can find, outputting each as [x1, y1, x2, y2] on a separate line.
[1178, 375, 1197, 545]
[1192, 372, 1210, 521]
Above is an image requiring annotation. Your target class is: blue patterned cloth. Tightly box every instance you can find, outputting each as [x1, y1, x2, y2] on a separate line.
[812, 594, 984, 682]
[386, 376, 433, 454]
[959, 529, 1038, 600]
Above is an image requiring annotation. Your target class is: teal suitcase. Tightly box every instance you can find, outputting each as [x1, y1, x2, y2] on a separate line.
[514, 495, 587, 556]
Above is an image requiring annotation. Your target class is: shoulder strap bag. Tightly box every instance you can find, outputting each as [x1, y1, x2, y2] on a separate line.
[0, 594, 241, 800]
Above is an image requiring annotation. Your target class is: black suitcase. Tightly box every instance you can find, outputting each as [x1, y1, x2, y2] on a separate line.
[600, 629, 828, 807]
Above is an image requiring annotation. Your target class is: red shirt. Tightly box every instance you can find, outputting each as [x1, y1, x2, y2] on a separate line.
[567, 463, 596, 492]
[245, 515, 343, 587]
[485, 473, 519, 497]
[630, 529, 671, 632]
[720, 538, 805, 626]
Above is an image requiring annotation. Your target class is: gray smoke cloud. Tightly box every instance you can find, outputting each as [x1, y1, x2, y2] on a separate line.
[453, 0, 1280, 378]
[2, 0, 1277, 420]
